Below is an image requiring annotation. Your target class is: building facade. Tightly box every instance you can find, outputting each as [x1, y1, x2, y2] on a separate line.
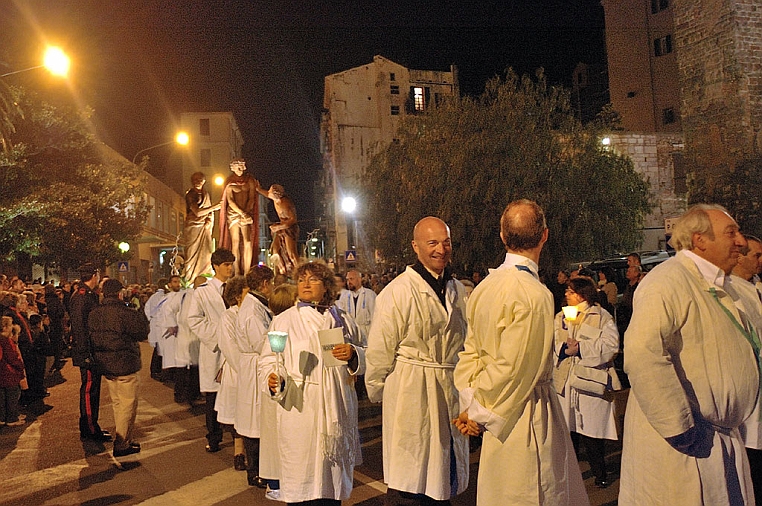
[319, 55, 459, 270]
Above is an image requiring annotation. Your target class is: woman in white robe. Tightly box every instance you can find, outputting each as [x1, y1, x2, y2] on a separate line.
[260, 261, 365, 505]
[553, 276, 620, 488]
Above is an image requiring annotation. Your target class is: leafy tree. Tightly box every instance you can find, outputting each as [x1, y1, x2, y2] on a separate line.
[0, 86, 148, 270]
[363, 70, 653, 274]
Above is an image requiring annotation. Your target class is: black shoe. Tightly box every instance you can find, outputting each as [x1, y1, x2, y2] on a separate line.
[81, 430, 112, 442]
[234, 454, 246, 471]
[594, 477, 611, 489]
[129, 441, 141, 450]
[247, 475, 268, 488]
[205, 443, 221, 453]
[113, 444, 141, 457]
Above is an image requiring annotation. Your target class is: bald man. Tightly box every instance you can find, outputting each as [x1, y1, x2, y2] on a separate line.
[366, 217, 469, 505]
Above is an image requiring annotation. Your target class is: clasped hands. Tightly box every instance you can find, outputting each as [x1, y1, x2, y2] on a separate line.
[452, 412, 484, 437]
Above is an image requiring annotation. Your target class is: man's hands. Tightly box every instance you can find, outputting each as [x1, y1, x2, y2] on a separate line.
[453, 411, 483, 436]
[331, 343, 355, 362]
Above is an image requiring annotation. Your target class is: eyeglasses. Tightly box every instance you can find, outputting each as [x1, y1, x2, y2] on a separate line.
[297, 277, 323, 285]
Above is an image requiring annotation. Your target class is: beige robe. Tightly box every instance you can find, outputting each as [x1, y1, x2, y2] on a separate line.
[454, 254, 589, 506]
[620, 252, 758, 505]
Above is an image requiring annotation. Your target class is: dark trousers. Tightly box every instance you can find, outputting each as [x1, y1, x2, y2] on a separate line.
[79, 367, 103, 436]
[0, 385, 21, 422]
[204, 391, 222, 445]
[243, 436, 260, 478]
[571, 432, 607, 481]
[174, 366, 201, 403]
[384, 489, 451, 506]
[747, 447, 762, 502]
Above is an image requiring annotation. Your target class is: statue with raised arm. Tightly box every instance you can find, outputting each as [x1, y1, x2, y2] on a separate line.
[219, 158, 259, 275]
[183, 172, 220, 281]
[258, 183, 299, 276]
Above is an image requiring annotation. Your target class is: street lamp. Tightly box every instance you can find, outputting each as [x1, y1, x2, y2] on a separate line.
[132, 131, 189, 165]
[1, 46, 71, 78]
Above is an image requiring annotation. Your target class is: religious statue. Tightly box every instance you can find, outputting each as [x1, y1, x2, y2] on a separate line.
[219, 158, 259, 275]
[257, 183, 299, 276]
[183, 172, 220, 281]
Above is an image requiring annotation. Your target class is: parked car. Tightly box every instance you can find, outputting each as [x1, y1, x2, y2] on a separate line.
[586, 250, 672, 295]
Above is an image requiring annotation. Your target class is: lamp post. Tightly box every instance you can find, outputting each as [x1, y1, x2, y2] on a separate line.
[132, 131, 189, 165]
[1, 46, 71, 78]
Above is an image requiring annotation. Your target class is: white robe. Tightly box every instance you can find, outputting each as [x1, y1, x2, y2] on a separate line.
[336, 286, 376, 344]
[215, 306, 240, 424]
[365, 266, 470, 501]
[154, 290, 184, 369]
[187, 277, 226, 393]
[454, 253, 589, 506]
[234, 292, 273, 438]
[620, 252, 758, 505]
[175, 289, 200, 367]
[553, 302, 620, 440]
[733, 274, 762, 450]
[144, 289, 167, 351]
[259, 304, 364, 503]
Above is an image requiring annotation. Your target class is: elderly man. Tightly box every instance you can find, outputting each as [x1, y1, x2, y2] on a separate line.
[366, 216, 469, 505]
[619, 204, 758, 505]
[336, 269, 376, 342]
[453, 200, 588, 505]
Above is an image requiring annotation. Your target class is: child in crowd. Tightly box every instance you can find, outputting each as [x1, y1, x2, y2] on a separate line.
[0, 316, 26, 426]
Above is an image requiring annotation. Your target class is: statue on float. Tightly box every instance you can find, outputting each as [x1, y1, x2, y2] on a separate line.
[219, 158, 259, 275]
[183, 172, 220, 281]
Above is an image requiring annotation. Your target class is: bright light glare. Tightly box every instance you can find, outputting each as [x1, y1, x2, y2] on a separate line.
[214, 175, 225, 186]
[176, 131, 189, 145]
[43, 46, 70, 77]
[601, 137, 611, 146]
[118, 242, 130, 253]
[341, 197, 357, 213]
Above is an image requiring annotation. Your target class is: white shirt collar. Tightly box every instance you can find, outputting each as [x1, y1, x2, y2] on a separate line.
[681, 249, 726, 289]
[496, 252, 539, 277]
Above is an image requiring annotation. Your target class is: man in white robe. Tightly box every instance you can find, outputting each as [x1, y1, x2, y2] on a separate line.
[366, 216, 469, 505]
[144, 279, 167, 379]
[620, 204, 758, 505]
[187, 248, 235, 453]
[336, 269, 376, 343]
[453, 199, 589, 506]
[174, 277, 203, 404]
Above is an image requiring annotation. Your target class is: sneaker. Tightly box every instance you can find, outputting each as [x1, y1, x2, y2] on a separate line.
[6, 419, 25, 427]
[265, 486, 280, 501]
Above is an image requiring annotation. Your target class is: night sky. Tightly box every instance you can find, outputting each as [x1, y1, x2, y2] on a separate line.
[1, 0, 606, 225]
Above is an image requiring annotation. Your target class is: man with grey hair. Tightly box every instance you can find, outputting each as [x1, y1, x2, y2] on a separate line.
[453, 199, 588, 505]
[620, 204, 758, 505]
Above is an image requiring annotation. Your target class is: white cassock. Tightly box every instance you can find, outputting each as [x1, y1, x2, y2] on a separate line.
[259, 304, 364, 503]
[454, 253, 589, 506]
[144, 289, 167, 354]
[234, 292, 273, 438]
[215, 305, 240, 424]
[733, 274, 762, 451]
[365, 266, 469, 501]
[553, 302, 620, 440]
[156, 290, 184, 369]
[175, 289, 200, 367]
[335, 286, 376, 344]
[620, 251, 758, 505]
[187, 277, 226, 393]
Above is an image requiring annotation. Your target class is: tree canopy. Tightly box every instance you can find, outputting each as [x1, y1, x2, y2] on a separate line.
[363, 70, 653, 274]
[0, 86, 148, 270]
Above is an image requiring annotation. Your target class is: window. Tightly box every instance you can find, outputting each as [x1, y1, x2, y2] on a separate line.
[200, 148, 211, 167]
[170, 209, 177, 236]
[651, 0, 669, 14]
[199, 118, 210, 136]
[662, 107, 676, 125]
[390, 105, 400, 115]
[413, 87, 425, 112]
[390, 85, 400, 95]
[654, 35, 673, 57]
[390, 73, 396, 81]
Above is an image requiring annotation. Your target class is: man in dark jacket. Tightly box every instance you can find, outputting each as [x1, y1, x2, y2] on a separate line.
[89, 279, 149, 457]
[70, 266, 110, 441]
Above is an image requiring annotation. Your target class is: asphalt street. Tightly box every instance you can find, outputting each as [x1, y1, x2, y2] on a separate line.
[0, 342, 621, 505]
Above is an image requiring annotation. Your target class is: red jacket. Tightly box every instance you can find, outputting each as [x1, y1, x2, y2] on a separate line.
[0, 336, 25, 388]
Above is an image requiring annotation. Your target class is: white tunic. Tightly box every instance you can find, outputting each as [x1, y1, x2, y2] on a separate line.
[365, 266, 469, 501]
[454, 253, 589, 506]
[215, 305, 240, 425]
[259, 304, 365, 503]
[144, 289, 167, 351]
[234, 292, 273, 438]
[620, 252, 758, 505]
[175, 289, 200, 367]
[187, 277, 226, 393]
[553, 302, 620, 440]
[336, 286, 376, 344]
[155, 290, 184, 369]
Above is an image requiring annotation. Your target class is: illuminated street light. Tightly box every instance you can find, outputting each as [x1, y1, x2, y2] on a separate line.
[132, 131, 190, 165]
[214, 175, 225, 186]
[341, 196, 357, 214]
[118, 242, 130, 253]
[1, 45, 71, 78]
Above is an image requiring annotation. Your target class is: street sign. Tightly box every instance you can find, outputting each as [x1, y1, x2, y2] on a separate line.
[345, 250, 357, 263]
[664, 217, 678, 235]
[117, 261, 129, 273]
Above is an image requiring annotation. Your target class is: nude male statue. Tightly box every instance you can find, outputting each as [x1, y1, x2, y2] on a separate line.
[257, 183, 298, 276]
[219, 158, 259, 275]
